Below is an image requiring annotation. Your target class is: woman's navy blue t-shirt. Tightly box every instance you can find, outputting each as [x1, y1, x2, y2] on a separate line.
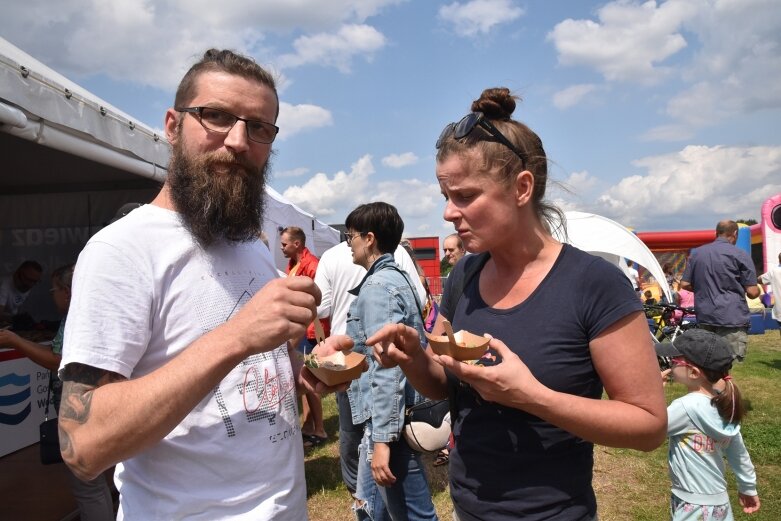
[440, 244, 642, 521]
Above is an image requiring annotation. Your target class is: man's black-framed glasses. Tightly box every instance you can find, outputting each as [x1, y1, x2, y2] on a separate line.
[176, 106, 279, 144]
[436, 112, 527, 168]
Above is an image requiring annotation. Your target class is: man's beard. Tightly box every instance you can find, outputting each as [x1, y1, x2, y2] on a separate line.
[167, 139, 269, 247]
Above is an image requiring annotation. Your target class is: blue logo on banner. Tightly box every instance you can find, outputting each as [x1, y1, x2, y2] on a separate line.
[0, 373, 32, 425]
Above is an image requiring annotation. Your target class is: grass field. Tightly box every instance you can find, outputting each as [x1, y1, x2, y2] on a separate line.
[303, 330, 781, 520]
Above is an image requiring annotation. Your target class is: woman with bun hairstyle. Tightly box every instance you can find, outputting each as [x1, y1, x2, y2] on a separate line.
[367, 87, 667, 520]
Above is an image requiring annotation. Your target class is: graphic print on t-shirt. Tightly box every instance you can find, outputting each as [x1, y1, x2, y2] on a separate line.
[193, 267, 298, 438]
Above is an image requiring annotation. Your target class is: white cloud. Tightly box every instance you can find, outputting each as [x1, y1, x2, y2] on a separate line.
[548, 0, 781, 136]
[277, 102, 333, 140]
[177, 0, 406, 29]
[280, 154, 443, 233]
[0, 1, 401, 89]
[277, 24, 387, 73]
[552, 84, 598, 110]
[547, 0, 693, 83]
[547, 170, 600, 210]
[371, 179, 444, 233]
[381, 152, 419, 168]
[661, 0, 781, 128]
[270, 69, 294, 94]
[563, 170, 598, 192]
[275, 167, 310, 179]
[0, 1, 265, 91]
[438, 0, 524, 38]
[282, 154, 376, 217]
[592, 144, 781, 229]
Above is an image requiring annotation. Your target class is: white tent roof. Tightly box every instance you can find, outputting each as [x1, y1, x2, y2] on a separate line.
[263, 186, 341, 265]
[0, 36, 169, 182]
[555, 211, 672, 302]
[0, 36, 339, 272]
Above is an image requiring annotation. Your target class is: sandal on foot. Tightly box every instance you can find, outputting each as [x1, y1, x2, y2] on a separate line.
[302, 434, 327, 449]
[433, 449, 449, 466]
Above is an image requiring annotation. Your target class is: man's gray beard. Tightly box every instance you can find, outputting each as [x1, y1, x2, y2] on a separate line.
[167, 140, 269, 247]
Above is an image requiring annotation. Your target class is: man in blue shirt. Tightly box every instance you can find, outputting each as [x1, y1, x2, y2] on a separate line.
[681, 220, 760, 360]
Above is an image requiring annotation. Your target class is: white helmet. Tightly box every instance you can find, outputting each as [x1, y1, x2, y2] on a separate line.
[403, 410, 451, 453]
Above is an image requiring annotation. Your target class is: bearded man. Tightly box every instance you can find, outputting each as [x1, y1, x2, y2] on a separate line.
[58, 49, 350, 520]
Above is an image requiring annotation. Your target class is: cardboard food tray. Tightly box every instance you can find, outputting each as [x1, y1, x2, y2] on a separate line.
[307, 351, 366, 386]
[424, 330, 490, 361]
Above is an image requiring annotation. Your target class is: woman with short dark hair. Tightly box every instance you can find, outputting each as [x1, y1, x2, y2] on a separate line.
[344, 202, 438, 521]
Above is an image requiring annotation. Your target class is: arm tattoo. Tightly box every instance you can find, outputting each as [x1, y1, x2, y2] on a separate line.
[59, 363, 125, 424]
[58, 363, 125, 459]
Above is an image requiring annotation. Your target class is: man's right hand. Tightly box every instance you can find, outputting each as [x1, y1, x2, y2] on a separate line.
[228, 276, 321, 355]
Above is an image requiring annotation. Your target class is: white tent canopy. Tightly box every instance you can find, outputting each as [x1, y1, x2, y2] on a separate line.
[555, 211, 672, 302]
[0, 36, 339, 286]
[263, 186, 341, 268]
[0, 36, 169, 183]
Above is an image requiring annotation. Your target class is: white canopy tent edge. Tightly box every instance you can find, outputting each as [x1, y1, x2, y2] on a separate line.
[557, 211, 672, 302]
[0, 36, 339, 279]
[0, 38, 168, 180]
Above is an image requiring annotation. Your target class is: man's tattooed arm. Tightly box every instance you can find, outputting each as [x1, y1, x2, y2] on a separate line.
[58, 363, 126, 478]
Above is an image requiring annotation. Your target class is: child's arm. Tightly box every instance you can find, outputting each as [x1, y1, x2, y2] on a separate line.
[725, 431, 760, 513]
[666, 399, 690, 436]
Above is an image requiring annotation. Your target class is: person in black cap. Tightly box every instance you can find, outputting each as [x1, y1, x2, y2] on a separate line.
[656, 329, 760, 519]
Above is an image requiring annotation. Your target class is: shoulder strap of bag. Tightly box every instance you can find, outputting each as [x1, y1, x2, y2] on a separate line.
[43, 370, 53, 420]
[386, 264, 425, 321]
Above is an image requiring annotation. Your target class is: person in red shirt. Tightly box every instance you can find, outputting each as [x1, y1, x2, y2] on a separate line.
[281, 226, 330, 447]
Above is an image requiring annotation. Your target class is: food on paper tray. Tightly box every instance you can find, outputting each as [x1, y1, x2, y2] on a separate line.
[424, 329, 491, 361]
[305, 351, 366, 386]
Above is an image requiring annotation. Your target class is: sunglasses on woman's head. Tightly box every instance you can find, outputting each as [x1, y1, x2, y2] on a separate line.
[436, 111, 527, 168]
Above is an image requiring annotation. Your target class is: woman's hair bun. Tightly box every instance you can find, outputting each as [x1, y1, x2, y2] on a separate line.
[470, 87, 518, 120]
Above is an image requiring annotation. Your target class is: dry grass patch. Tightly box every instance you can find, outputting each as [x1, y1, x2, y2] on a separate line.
[305, 332, 781, 520]
[304, 395, 454, 521]
[594, 446, 669, 520]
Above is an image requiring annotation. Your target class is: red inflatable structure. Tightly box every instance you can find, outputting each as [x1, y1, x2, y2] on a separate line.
[635, 229, 717, 252]
[636, 224, 761, 251]
[636, 193, 780, 274]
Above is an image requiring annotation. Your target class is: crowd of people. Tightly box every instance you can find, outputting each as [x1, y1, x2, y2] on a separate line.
[0, 47, 775, 520]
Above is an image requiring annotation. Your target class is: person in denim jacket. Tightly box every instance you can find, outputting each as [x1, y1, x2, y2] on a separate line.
[344, 202, 438, 521]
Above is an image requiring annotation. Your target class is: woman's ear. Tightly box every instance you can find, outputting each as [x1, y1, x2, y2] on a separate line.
[364, 232, 377, 250]
[515, 170, 534, 207]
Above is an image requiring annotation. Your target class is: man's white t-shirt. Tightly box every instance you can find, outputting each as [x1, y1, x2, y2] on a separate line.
[314, 242, 426, 335]
[0, 275, 31, 315]
[624, 266, 640, 290]
[62, 205, 307, 520]
[759, 265, 781, 321]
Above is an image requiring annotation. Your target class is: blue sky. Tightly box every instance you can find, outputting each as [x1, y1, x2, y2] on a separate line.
[2, 0, 779, 238]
